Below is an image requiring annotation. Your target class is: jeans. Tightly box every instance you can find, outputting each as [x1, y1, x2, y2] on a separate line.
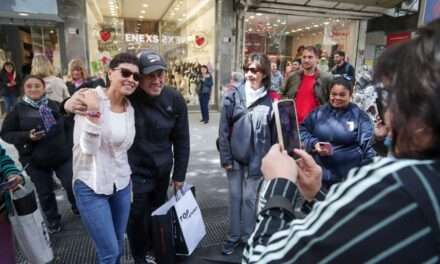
[127, 175, 169, 261]
[74, 180, 131, 264]
[26, 158, 76, 225]
[226, 165, 262, 242]
[198, 93, 210, 121]
[3, 95, 16, 113]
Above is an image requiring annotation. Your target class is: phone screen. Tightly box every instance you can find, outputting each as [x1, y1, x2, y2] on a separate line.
[276, 100, 301, 157]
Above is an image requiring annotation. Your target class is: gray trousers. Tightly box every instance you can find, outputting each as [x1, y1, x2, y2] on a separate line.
[226, 166, 262, 242]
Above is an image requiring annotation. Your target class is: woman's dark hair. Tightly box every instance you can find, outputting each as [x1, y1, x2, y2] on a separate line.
[109, 52, 139, 69]
[329, 77, 353, 94]
[201, 65, 209, 73]
[374, 18, 440, 159]
[246, 53, 271, 89]
[107, 52, 139, 87]
[2, 61, 15, 72]
[22, 75, 46, 89]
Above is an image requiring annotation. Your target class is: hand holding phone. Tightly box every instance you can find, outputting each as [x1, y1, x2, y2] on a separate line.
[0, 175, 21, 192]
[273, 99, 302, 158]
[29, 128, 46, 141]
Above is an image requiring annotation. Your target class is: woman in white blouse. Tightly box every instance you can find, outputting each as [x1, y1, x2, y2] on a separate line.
[72, 53, 139, 264]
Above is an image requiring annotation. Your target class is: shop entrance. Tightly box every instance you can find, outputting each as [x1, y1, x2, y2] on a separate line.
[244, 13, 360, 79]
[0, 24, 61, 78]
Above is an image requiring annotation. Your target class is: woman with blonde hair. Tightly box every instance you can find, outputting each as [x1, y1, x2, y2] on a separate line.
[31, 54, 70, 103]
[66, 59, 105, 95]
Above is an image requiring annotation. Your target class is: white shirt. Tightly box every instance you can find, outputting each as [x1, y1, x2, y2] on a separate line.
[73, 86, 135, 195]
[245, 82, 267, 108]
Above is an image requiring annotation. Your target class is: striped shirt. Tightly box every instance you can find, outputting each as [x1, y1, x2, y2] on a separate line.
[243, 157, 440, 263]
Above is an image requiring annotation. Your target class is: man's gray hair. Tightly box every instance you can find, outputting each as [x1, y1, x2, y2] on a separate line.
[231, 72, 244, 83]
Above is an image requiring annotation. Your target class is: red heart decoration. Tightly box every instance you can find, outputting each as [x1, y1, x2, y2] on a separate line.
[100, 31, 111, 42]
[195, 35, 205, 46]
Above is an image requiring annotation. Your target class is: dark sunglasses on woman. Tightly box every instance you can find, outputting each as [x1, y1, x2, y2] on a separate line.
[243, 66, 262, 74]
[113, 68, 141, 82]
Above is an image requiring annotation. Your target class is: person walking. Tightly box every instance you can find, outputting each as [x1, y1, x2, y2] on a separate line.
[198, 65, 213, 124]
[0, 75, 77, 233]
[270, 62, 283, 93]
[72, 53, 139, 264]
[218, 53, 275, 255]
[31, 54, 70, 103]
[0, 62, 21, 113]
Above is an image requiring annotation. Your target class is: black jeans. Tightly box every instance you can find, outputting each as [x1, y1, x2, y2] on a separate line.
[25, 158, 76, 225]
[127, 173, 170, 261]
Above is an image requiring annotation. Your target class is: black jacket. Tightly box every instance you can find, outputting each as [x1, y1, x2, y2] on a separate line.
[66, 77, 106, 96]
[128, 86, 190, 190]
[0, 99, 70, 168]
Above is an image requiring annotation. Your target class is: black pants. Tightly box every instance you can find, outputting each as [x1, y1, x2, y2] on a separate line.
[127, 174, 170, 261]
[25, 158, 76, 225]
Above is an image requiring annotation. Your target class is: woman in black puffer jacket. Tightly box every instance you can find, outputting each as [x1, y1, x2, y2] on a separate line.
[0, 75, 77, 233]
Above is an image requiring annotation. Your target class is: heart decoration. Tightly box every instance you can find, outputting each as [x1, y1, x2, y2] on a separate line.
[100, 30, 112, 42]
[194, 33, 207, 48]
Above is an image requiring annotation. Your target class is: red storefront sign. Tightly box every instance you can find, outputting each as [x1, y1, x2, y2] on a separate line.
[386, 32, 412, 46]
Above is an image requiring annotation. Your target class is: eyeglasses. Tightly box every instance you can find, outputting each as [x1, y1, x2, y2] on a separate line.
[113, 68, 140, 82]
[243, 66, 262, 74]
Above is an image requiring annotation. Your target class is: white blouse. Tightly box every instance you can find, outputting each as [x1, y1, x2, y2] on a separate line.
[72, 86, 135, 195]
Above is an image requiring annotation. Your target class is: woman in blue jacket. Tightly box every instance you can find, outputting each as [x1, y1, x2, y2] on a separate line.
[198, 65, 213, 124]
[300, 77, 375, 189]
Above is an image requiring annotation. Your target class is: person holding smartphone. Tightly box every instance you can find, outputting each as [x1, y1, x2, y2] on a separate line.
[299, 77, 375, 189]
[218, 53, 275, 255]
[0, 144, 23, 264]
[0, 75, 76, 233]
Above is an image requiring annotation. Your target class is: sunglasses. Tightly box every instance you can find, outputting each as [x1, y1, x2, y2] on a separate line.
[113, 68, 140, 82]
[243, 66, 262, 74]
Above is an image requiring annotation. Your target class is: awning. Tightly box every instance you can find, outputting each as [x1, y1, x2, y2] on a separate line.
[244, 0, 406, 19]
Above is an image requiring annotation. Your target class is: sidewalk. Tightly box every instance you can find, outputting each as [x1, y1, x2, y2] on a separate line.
[3, 112, 242, 264]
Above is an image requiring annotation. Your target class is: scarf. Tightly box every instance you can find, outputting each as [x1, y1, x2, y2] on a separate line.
[23, 95, 57, 132]
[245, 82, 267, 108]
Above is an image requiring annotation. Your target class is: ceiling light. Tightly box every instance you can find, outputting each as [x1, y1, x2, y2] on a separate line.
[314, 25, 319, 27]
[143, 4, 148, 7]
[266, 22, 270, 26]
[139, 15, 144, 18]
[245, 19, 249, 22]
[336, 19, 340, 22]
[305, 27, 311, 30]
[281, 21, 286, 25]
[277, 19, 281, 23]
[298, 28, 303, 31]
[18, 12, 29, 16]
[273, 24, 278, 27]
[141, 10, 146, 14]
[174, 7, 179, 10]
[324, 21, 330, 25]
[256, 13, 263, 16]
[249, 15, 255, 19]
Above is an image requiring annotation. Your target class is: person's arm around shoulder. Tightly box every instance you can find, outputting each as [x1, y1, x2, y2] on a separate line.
[170, 89, 190, 190]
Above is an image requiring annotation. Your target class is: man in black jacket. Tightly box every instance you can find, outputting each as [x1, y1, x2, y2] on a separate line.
[64, 51, 190, 264]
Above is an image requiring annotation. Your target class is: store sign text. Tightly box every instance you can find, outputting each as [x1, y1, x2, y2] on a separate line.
[125, 34, 194, 44]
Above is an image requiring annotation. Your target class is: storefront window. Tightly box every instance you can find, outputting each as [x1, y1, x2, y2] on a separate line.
[160, 0, 216, 106]
[245, 13, 359, 77]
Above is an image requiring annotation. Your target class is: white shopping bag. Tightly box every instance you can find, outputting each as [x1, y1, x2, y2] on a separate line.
[174, 184, 206, 255]
[9, 182, 54, 264]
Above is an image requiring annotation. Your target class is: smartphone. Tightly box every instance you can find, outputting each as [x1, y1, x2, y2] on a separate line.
[318, 142, 333, 155]
[273, 99, 301, 158]
[0, 180, 15, 192]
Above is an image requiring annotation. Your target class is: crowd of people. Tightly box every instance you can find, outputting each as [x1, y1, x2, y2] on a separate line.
[0, 18, 439, 264]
